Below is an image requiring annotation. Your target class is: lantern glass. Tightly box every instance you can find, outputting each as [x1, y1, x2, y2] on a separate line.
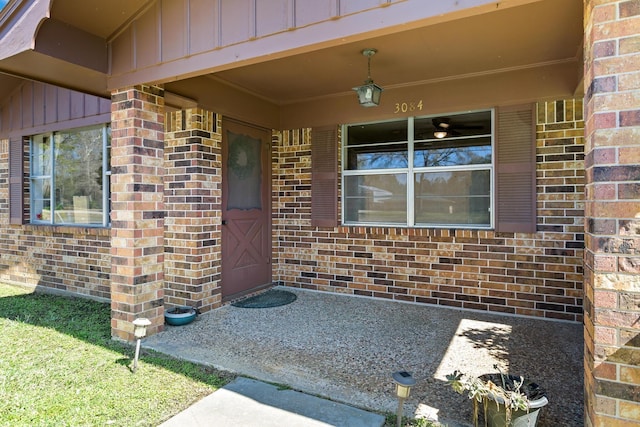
[353, 83, 383, 107]
[396, 384, 411, 398]
[133, 318, 151, 338]
[392, 370, 416, 398]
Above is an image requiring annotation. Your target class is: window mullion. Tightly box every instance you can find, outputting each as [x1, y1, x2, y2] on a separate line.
[102, 125, 109, 227]
[407, 117, 414, 227]
[50, 133, 56, 225]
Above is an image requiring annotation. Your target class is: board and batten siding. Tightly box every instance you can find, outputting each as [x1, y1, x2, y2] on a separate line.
[0, 80, 111, 136]
[111, 0, 405, 76]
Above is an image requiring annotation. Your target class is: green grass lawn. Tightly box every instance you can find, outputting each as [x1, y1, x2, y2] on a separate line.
[0, 283, 231, 427]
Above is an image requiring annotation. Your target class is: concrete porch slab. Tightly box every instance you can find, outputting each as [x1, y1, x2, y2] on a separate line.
[144, 287, 583, 426]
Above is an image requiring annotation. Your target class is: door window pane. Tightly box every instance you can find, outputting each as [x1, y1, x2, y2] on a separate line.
[227, 130, 262, 210]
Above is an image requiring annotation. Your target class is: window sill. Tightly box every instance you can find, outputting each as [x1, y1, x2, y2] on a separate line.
[341, 222, 493, 230]
[22, 223, 111, 237]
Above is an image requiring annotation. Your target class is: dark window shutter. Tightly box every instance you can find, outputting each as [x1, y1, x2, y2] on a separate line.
[9, 137, 25, 225]
[495, 105, 536, 233]
[311, 125, 338, 227]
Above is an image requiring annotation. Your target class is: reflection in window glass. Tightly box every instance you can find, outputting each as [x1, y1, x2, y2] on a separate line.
[30, 125, 110, 226]
[346, 144, 407, 170]
[414, 170, 490, 225]
[344, 174, 407, 224]
[343, 110, 493, 228]
[414, 138, 491, 167]
[347, 120, 407, 145]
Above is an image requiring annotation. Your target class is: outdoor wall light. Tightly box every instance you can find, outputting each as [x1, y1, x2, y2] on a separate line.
[353, 48, 383, 107]
[132, 317, 151, 373]
[392, 370, 416, 427]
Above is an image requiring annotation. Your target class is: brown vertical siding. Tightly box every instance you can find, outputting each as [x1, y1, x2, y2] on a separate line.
[110, 0, 477, 88]
[0, 80, 110, 137]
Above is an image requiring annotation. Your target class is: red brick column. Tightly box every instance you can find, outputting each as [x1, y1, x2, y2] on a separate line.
[584, 1, 640, 425]
[110, 85, 165, 341]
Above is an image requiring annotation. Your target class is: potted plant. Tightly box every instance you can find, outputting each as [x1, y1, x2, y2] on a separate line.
[164, 306, 198, 326]
[446, 365, 548, 427]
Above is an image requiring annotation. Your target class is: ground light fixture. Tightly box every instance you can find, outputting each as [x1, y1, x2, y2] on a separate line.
[392, 370, 416, 427]
[353, 48, 383, 107]
[132, 317, 151, 373]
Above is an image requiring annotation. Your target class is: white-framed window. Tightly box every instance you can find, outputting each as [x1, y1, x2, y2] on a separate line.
[29, 124, 111, 227]
[342, 110, 494, 228]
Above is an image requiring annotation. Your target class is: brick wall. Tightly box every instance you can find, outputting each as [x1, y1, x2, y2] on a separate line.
[584, 0, 640, 425]
[0, 98, 585, 326]
[110, 85, 165, 341]
[0, 140, 111, 300]
[164, 108, 222, 312]
[273, 99, 585, 322]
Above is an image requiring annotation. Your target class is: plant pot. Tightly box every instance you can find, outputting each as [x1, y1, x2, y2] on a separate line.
[480, 373, 548, 427]
[484, 395, 549, 427]
[164, 306, 197, 326]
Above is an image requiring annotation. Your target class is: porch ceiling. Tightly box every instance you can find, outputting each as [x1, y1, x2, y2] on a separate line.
[184, 0, 584, 106]
[0, 0, 582, 113]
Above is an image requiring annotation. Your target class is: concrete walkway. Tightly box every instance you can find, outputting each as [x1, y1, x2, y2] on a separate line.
[160, 377, 385, 427]
[144, 287, 583, 426]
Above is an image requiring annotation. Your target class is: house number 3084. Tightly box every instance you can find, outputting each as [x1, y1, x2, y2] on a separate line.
[394, 100, 423, 113]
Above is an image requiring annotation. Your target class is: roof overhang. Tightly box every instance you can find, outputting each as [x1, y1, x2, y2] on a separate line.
[0, 0, 583, 129]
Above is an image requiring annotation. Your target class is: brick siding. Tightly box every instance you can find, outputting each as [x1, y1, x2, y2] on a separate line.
[164, 108, 222, 312]
[0, 141, 111, 300]
[273, 99, 585, 322]
[110, 85, 165, 340]
[0, 98, 585, 328]
[584, 0, 640, 425]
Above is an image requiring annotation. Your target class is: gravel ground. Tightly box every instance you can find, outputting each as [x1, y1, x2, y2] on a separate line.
[143, 287, 583, 426]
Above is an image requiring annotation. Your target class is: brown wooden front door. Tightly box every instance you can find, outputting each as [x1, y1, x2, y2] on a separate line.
[221, 118, 272, 300]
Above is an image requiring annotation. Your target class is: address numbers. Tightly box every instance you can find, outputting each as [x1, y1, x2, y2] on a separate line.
[393, 100, 423, 114]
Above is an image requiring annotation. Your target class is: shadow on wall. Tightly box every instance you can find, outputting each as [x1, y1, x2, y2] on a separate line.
[592, 326, 640, 412]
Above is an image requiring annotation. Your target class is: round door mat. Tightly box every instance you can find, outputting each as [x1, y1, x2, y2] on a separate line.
[231, 289, 297, 309]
